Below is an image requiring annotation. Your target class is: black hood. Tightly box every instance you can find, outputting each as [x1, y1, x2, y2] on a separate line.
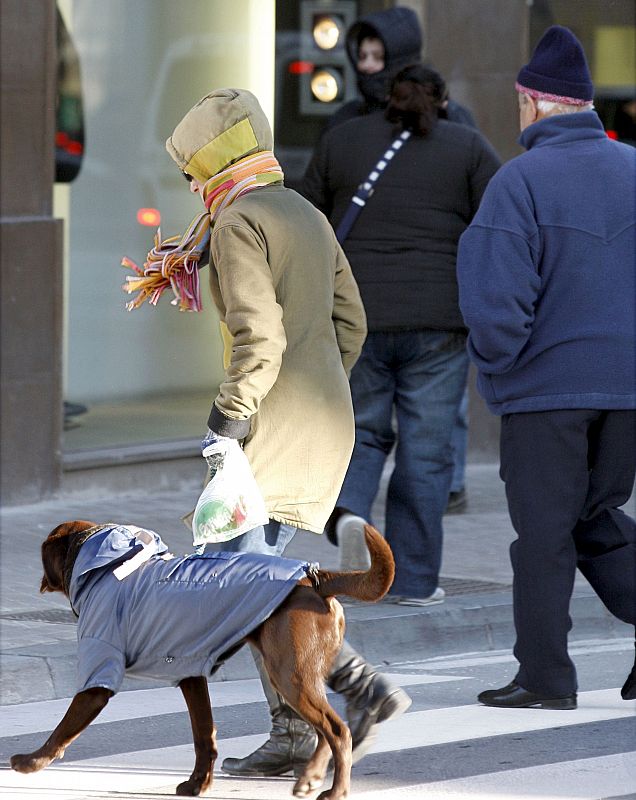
[345, 6, 422, 106]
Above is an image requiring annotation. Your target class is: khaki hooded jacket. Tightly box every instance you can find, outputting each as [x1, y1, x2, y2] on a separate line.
[167, 89, 367, 533]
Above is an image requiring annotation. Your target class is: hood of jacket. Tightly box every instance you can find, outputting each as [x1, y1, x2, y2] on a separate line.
[345, 6, 422, 106]
[166, 88, 274, 183]
[69, 525, 168, 614]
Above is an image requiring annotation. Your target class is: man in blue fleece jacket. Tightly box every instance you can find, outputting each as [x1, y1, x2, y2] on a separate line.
[457, 25, 636, 709]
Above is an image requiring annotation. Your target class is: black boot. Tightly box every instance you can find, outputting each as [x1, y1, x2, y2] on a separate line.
[327, 640, 412, 763]
[621, 638, 636, 700]
[221, 649, 317, 777]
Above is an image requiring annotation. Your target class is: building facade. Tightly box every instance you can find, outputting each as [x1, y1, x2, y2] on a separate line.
[1, 0, 634, 504]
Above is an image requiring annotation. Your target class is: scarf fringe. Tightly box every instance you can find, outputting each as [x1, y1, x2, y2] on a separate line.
[121, 152, 283, 313]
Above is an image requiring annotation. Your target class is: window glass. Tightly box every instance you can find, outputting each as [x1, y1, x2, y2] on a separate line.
[58, 0, 274, 454]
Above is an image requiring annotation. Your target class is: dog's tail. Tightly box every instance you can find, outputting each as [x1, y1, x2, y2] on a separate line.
[310, 525, 394, 602]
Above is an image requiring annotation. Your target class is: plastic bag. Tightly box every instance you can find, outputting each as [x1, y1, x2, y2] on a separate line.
[192, 438, 268, 545]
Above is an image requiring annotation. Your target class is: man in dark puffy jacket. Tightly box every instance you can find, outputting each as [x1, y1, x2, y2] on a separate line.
[458, 26, 636, 709]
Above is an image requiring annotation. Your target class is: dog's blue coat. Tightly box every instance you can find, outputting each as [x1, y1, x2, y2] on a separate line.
[69, 525, 310, 693]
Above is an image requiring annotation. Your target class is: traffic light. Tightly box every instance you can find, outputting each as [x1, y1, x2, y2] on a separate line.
[298, 0, 357, 116]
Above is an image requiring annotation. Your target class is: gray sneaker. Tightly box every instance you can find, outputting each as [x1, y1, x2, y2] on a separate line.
[337, 513, 371, 570]
[395, 587, 446, 606]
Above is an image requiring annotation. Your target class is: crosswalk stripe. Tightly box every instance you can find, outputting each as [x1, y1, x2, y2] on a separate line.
[59, 689, 636, 766]
[390, 636, 634, 671]
[2, 689, 634, 799]
[3, 749, 635, 800]
[351, 751, 636, 799]
[2, 672, 465, 736]
[4, 689, 632, 768]
[367, 688, 635, 754]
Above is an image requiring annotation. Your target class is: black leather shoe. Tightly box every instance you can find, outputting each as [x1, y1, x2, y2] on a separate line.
[478, 681, 577, 709]
[621, 663, 636, 700]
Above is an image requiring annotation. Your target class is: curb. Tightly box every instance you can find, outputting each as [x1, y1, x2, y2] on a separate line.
[342, 589, 633, 667]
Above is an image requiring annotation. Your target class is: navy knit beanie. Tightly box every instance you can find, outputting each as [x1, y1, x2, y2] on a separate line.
[516, 25, 593, 104]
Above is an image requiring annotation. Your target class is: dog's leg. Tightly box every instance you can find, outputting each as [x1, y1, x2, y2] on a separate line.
[291, 688, 351, 800]
[11, 688, 112, 773]
[253, 592, 352, 800]
[176, 676, 217, 797]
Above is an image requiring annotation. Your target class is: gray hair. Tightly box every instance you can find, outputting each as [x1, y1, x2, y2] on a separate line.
[535, 98, 594, 114]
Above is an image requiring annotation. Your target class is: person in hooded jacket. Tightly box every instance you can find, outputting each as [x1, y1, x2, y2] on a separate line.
[159, 88, 412, 779]
[299, 66, 501, 606]
[320, 5, 477, 515]
[326, 5, 476, 134]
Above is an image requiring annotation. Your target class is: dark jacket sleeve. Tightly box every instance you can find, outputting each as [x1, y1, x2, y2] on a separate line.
[297, 132, 333, 217]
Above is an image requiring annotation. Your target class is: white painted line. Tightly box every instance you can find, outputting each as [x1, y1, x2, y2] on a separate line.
[0, 760, 294, 799]
[2, 679, 267, 735]
[390, 672, 470, 686]
[351, 751, 636, 799]
[3, 749, 635, 800]
[5, 690, 632, 779]
[2, 672, 464, 736]
[3, 690, 634, 799]
[391, 637, 635, 671]
[0, 763, 192, 798]
[367, 689, 635, 754]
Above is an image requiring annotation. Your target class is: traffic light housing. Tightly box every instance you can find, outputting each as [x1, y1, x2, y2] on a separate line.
[298, 0, 357, 116]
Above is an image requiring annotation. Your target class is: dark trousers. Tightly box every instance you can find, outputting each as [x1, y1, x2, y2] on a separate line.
[500, 409, 636, 696]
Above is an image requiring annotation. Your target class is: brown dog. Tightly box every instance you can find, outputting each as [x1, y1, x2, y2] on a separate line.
[10, 521, 394, 799]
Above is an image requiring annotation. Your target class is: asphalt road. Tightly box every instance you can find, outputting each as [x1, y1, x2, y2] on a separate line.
[2, 636, 635, 800]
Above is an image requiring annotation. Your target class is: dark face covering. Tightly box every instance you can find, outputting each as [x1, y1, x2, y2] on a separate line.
[357, 71, 392, 107]
[346, 7, 423, 108]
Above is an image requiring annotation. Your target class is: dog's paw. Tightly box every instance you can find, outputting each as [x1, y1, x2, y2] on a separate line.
[293, 775, 324, 797]
[176, 776, 209, 796]
[176, 780, 198, 796]
[317, 790, 349, 800]
[10, 752, 52, 773]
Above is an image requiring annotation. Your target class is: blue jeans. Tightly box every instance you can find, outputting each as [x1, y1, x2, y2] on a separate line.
[337, 330, 469, 598]
[208, 520, 298, 556]
[451, 387, 469, 492]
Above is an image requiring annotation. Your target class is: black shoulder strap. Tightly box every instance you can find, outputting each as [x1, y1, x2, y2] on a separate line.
[335, 130, 412, 244]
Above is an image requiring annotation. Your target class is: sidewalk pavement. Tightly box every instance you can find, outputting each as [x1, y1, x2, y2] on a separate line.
[1, 463, 632, 706]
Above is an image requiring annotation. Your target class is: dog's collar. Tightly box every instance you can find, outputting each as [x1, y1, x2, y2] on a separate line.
[62, 524, 115, 605]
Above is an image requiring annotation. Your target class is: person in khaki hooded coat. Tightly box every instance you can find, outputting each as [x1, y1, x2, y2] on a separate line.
[167, 88, 364, 535]
[165, 89, 411, 777]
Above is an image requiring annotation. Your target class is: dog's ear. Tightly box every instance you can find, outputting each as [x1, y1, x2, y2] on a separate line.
[40, 571, 57, 593]
[40, 521, 96, 595]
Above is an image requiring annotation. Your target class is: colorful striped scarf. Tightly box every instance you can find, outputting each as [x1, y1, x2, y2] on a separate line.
[121, 151, 283, 312]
